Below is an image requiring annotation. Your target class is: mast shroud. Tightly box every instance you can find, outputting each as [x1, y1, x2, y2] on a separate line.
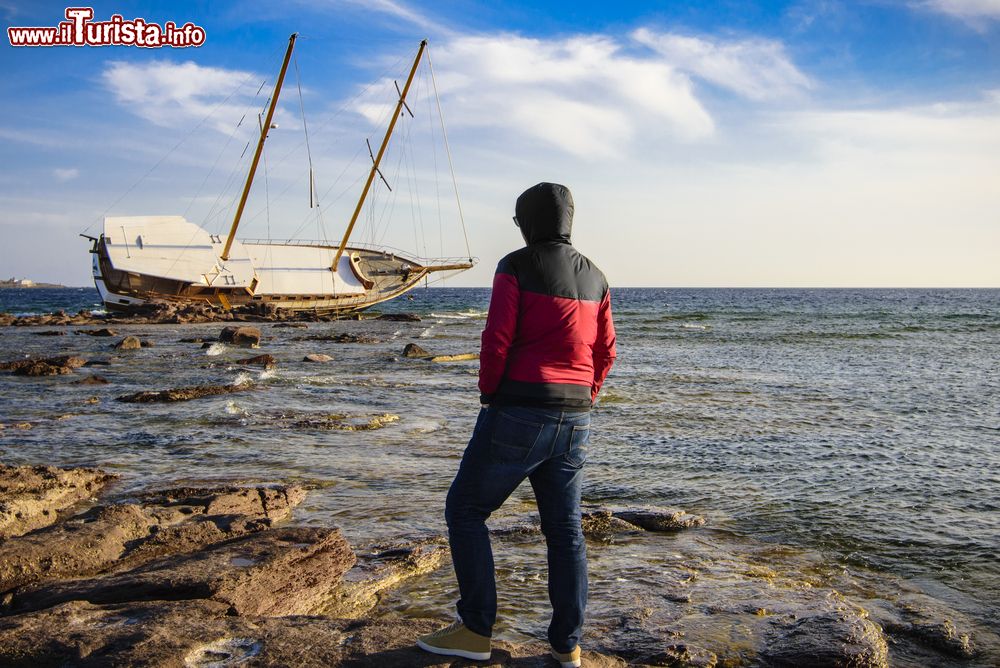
[221, 32, 298, 262]
[331, 39, 428, 271]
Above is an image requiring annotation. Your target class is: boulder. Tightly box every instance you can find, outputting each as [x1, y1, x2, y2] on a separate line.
[12, 361, 72, 376]
[401, 343, 431, 358]
[219, 326, 261, 347]
[612, 508, 706, 532]
[6, 526, 355, 617]
[113, 336, 142, 351]
[70, 375, 109, 385]
[0, 464, 116, 539]
[116, 381, 254, 403]
[303, 353, 333, 363]
[761, 604, 890, 668]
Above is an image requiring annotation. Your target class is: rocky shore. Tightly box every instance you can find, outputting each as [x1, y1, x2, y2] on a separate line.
[0, 301, 423, 327]
[0, 462, 982, 667]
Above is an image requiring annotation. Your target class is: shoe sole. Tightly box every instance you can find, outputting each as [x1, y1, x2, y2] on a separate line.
[416, 638, 491, 661]
[551, 651, 582, 667]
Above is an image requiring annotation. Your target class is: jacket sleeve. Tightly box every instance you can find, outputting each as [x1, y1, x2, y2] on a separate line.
[479, 267, 520, 402]
[591, 288, 617, 401]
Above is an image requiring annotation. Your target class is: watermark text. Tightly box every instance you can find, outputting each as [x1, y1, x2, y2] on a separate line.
[8, 7, 206, 48]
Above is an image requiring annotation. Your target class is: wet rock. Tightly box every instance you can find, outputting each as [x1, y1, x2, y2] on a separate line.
[581, 510, 644, 542]
[0, 464, 116, 540]
[83, 359, 110, 367]
[273, 322, 308, 328]
[324, 542, 447, 617]
[7, 526, 355, 617]
[76, 328, 117, 337]
[70, 374, 109, 385]
[1, 355, 86, 375]
[402, 343, 431, 358]
[179, 337, 206, 343]
[237, 354, 277, 369]
[884, 618, 975, 659]
[379, 312, 422, 322]
[303, 353, 333, 363]
[612, 508, 706, 532]
[33, 330, 65, 336]
[289, 413, 399, 431]
[430, 353, 479, 362]
[12, 361, 73, 376]
[112, 336, 142, 350]
[292, 333, 380, 344]
[0, 485, 305, 593]
[219, 326, 261, 347]
[116, 381, 254, 403]
[761, 604, 889, 668]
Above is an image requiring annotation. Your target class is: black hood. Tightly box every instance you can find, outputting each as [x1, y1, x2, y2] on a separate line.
[515, 182, 573, 245]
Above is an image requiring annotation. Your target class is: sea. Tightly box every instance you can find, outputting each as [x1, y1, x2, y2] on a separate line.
[1, 286, 998, 664]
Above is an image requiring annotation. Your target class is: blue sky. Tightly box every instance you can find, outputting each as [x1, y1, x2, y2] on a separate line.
[1, 0, 998, 287]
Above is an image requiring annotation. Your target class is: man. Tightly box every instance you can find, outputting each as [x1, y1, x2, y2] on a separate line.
[417, 182, 616, 667]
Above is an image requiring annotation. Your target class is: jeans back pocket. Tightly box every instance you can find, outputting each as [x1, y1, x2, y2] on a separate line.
[490, 410, 545, 464]
[565, 425, 590, 468]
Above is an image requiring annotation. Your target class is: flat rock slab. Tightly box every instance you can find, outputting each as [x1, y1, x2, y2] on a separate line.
[0, 600, 625, 667]
[116, 382, 255, 403]
[0, 485, 305, 593]
[6, 526, 355, 617]
[0, 464, 116, 540]
[323, 542, 447, 618]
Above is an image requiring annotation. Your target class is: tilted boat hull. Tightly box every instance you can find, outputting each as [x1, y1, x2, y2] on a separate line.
[89, 216, 471, 314]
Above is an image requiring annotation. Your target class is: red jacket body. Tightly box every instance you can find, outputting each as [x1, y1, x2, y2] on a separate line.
[479, 183, 616, 410]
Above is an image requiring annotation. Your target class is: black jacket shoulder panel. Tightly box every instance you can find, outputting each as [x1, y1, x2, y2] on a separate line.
[506, 243, 606, 302]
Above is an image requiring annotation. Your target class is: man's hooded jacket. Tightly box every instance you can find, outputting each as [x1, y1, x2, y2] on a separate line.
[479, 182, 617, 409]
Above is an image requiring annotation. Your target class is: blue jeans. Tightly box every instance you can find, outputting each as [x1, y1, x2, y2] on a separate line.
[445, 405, 590, 653]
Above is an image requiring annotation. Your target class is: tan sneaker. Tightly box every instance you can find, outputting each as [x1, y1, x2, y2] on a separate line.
[551, 646, 582, 667]
[416, 620, 491, 661]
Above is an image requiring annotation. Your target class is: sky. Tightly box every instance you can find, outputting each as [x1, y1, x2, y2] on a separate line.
[1, 0, 998, 288]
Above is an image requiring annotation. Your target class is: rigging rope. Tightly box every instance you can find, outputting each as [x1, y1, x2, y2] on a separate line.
[427, 49, 472, 261]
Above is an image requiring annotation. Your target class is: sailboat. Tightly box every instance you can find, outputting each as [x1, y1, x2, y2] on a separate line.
[84, 35, 475, 314]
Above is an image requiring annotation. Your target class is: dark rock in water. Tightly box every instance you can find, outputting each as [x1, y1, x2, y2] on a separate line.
[140, 339, 154, 347]
[292, 333, 380, 344]
[219, 325, 261, 347]
[116, 381, 254, 403]
[179, 337, 206, 343]
[70, 374, 109, 385]
[273, 322, 308, 328]
[12, 361, 73, 376]
[1, 355, 86, 374]
[612, 508, 706, 531]
[303, 353, 333, 363]
[581, 510, 644, 542]
[6, 526, 356, 617]
[77, 328, 117, 337]
[113, 335, 142, 351]
[0, 464, 117, 540]
[761, 605, 889, 668]
[402, 342, 431, 358]
[236, 354, 277, 369]
[33, 330, 65, 336]
[0, 485, 306, 594]
[378, 313, 422, 322]
[884, 619, 975, 659]
[288, 413, 399, 431]
[83, 359, 110, 367]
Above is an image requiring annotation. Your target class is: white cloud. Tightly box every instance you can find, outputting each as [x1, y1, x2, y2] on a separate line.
[102, 60, 263, 133]
[919, 0, 1000, 21]
[632, 28, 814, 100]
[53, 168, 79, 182]
[355, 33, 716, 160]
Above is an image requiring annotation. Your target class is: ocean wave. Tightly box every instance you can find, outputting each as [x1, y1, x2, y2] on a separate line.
[429, 310, 487, 320]
[204, 343, 226, 356]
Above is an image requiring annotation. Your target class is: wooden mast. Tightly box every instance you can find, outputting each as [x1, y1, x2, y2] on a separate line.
[221, 33, 297, 262]
[330, 39, 427, 272]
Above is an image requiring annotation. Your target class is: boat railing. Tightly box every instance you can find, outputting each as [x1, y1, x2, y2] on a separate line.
[237, 238, 475, 266]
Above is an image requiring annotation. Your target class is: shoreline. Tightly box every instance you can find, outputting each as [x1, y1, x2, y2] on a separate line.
[0, 306, 996, 666]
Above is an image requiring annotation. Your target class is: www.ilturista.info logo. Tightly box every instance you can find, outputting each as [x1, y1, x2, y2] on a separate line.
[8, 7, 206, 48]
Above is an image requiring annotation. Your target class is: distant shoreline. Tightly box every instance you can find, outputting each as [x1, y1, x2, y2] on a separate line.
[0, 281, 70, 289]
